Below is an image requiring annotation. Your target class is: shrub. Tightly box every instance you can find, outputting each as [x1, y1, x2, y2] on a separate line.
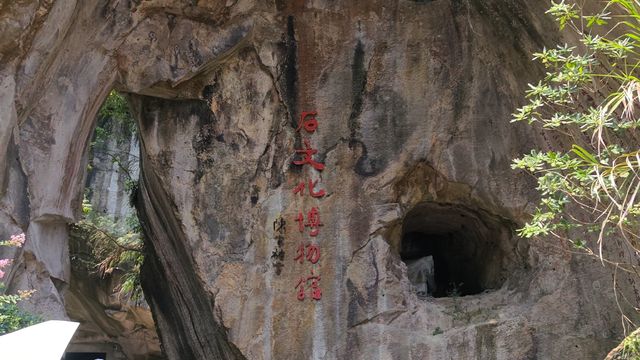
[0, 233, 41, 335]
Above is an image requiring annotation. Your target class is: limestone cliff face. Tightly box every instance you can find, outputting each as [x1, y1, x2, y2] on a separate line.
[85, 118, 139, 223]
[1, 1, 638, 359]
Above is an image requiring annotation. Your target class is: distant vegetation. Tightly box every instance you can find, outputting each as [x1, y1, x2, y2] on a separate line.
[96, 90, 136, 145]
[90, 90, 138, 193]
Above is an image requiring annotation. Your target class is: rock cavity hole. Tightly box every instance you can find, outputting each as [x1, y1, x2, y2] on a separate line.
[399, 203, 518, 298]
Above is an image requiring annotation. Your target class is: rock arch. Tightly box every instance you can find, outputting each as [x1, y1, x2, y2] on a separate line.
[1, 1, 637, 359]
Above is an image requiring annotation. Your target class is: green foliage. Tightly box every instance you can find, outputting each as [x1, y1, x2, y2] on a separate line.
[607, 328, 640, 359]
[547, 0, 580, 30]
[71, 199, 145, 302]
[0, 286, 41, 335]
[0, 235, 41, 335]
[512, 0, 640, 261]
[622, 331, 640, 358]
[93, 90, 136, 148]
[99, 90, 131, 121]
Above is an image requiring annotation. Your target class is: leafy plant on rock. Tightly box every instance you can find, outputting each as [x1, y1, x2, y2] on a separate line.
[512, 1, 640, 350]
[513, 0, 640, 268]
[70, 198, 145, 303]
[0, 233, 41, 335]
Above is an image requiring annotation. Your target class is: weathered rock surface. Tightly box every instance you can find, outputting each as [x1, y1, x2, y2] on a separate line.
[63, 263, 163, 360]
[1, 1, 640, 359]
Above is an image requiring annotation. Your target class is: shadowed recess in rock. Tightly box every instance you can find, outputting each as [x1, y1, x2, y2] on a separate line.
[399, 203, 522, 298]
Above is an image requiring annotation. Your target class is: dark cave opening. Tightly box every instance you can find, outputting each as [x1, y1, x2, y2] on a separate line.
[399, 203, 520, 298]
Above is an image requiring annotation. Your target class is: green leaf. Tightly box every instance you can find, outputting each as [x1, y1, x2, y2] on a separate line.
[571, 145, 598, 164]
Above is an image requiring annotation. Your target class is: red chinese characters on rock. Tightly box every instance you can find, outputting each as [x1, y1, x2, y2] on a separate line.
[295, 271, 322, 301]
[291, 110, 328, 302]
[292, 179, 326, 198]
[297, 111, 319, 134]
[295, 207, 323, 237]
[293, 139, 325, 171]
[294, 243, 321, 264]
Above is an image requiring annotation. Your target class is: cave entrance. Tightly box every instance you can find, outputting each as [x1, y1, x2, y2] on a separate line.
[399, 203, 519, 298]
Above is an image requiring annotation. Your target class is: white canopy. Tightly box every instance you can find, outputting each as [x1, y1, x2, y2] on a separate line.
[0, 320, 79, 360]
